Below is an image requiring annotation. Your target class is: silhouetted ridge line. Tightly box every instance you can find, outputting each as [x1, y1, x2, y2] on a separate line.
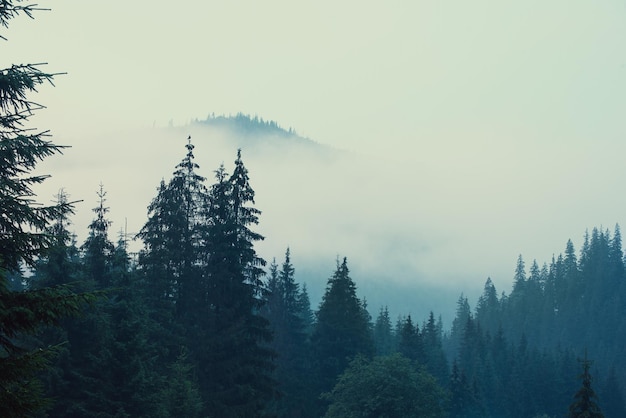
[196, 112, 307, 140]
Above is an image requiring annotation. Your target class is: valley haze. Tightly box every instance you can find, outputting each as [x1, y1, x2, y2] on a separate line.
[4, 1, 626, 323]
[34, 116, 624, 324]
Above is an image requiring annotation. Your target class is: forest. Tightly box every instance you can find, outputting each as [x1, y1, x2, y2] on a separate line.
[4, 129, 626, 417]
[2, 2, 626, 418]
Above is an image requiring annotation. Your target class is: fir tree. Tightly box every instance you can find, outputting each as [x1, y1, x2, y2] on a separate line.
[422, 311, 449, 384]
[80, 184, 115, 288]
[373, 306, 394, 356]
[136, 137, 209, 328]
[397, 314, 422, 362]
[296, 282, 314, 336]
[199, 150, 275, 417]
[311, 257, 373, 413]
[0, 4, 97, 416]
[569, 352, 604, 418]
[262, 248, 310, 417]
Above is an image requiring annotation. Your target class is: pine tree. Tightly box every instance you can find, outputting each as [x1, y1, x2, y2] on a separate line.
[446, 294, 471, 359]
[80, 184, 115, 288]
[311, 257, 373, 412]
[28, 189, 81, 289]
[373, 306, 394, 356]
[449, 359, 482, 418]
[158, 348, 203, 418]
[397, 314, 422, 361]
[199, 150, 275, 417]
[475, 278, 500, 335]
[422, 311, 449, 384]
[569, 352, 604, 418]
[0, 4, 95, 415]
[136, 137, 209, 331]
[0, 4, 94, 417]
[262, 248, 310, 417]
[296, 282, 314, 336]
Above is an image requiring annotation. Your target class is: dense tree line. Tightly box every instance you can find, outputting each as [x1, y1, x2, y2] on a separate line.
[452, 226, 626, 417]
[17, 131, 625, 416]
[3, 3, 626, 417]
[6, 100, 626, 417]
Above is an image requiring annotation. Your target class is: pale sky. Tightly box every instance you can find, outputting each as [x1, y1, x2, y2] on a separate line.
[4, 1, 626, 317]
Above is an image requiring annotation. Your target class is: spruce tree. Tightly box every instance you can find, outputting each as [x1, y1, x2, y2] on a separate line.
[80, 184, 115, 288]
[422, 311, 449, 384]
[311, 257, 373, 411]
[0, 4, 95, 415]
[296, 282, 314, 336]
[569, 352, 604, 418]
[373, 306, 394, 356]
[136, 137, 209, 326]
[397, 314, 422, 361]
[199, 150, 275, 417]
[262, 248, 310, 417]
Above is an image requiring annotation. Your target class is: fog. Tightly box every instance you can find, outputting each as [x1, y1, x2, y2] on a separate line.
[29, 119, 626, 323]
[7, 1, 626, 322]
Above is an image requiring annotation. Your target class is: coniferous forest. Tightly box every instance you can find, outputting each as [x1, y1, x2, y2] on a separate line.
[2, 3, 626, 418]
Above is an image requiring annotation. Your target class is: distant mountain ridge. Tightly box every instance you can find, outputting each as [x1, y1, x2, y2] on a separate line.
[194, 113, 313, 142]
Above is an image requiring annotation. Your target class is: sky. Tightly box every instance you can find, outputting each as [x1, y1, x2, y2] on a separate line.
[4, 1, 626, 319]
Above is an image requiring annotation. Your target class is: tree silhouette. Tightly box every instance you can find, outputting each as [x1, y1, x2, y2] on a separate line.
[569, 352, 604, 418]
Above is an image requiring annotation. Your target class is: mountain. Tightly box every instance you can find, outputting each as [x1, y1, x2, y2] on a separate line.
[184, 114, 460, 323]
[39, 113, 477, 324]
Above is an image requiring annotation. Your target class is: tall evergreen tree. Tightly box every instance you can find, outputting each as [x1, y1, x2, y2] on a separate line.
[136, 137, 209, 320]
[475, 278, 500, 334]
[422, 311, 449, 384]
[296, 282, 314, 336]
[311, 257, 373, 412]
[446, 294, 471, 359]
[373, 306, 394, 356]
[262, 249, 311, 417]
[397, 314, 422, 362]
[0, 4, 95, 415]
[80, 184, 115, 288]
[199, 150, 275, 417]
[569, 352, 604, 418]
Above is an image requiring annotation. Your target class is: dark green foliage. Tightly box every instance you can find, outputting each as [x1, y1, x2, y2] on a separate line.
[0, 5, 97, 415]
[372, 306, 394, 356]
[296, 282, 314, 336]
[471, 226, 626, 412]
[449, 359, 483, 418]
[81, 185, 115, 288]
[194, 150, 275, 417]
[599, 368, 626, 418]
[445, 294, 471, 358]
[136, 143, 277, 416]
[311, 257, 374, 413]
[137, 138, 208, 320]
[474, 278, 500, 332]
[323, 354, 446, 418]
[569, 353, 604, 418]
[397, 314, 422, 361]
[261, 249, 312, 417]
[422, 311, 449, 384]
[158, 348, 203, 418]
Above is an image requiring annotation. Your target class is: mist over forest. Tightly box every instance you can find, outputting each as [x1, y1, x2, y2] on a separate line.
[4, 1, 626, 417]
[36, 114, 596, 325]
[4, 114, 625, 417]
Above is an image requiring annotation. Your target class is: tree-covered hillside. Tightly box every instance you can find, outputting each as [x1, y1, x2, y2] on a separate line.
[9, 136, 624, 417]
[4, 4, 626, 417]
